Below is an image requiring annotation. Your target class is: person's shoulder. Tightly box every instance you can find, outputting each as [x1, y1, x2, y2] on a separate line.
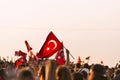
[115, 74, 120, 80]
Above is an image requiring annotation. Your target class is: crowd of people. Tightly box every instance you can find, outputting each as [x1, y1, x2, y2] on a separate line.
[0, 50, 120, 80]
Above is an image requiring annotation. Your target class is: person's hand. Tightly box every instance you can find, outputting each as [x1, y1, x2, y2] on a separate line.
[66, 49, 70, 54]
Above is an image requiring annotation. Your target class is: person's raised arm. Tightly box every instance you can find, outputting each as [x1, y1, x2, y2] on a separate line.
[45, 60, 58, 80]
[65, 49, 70, 67]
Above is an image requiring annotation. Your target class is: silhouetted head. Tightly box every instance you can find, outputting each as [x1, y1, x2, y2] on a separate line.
[88, 64, 107, 80]
[72, 72, 83, 80]
[56, 66, 72, 80]
[17, 69, 35, 80]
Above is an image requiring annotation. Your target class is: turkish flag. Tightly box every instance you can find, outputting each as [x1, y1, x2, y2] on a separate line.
[15, 50, 27, 58]
[55, 43, 65, 65]
[15, 57, 24, 67]
[25, 40, 32, 52]
[77, 56, 81, 64]
[85, 56, 90, 60]
[37, 31, 62, 58]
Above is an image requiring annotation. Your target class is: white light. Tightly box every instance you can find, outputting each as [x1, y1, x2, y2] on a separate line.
[46, 47, 50, 51]
[58, 56, 61, 59]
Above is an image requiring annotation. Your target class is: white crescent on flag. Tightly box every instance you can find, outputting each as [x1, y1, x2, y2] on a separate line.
[46, 40, 57, 51]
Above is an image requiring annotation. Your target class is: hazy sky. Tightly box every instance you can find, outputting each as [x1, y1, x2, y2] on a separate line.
[0, 0, 120, 67]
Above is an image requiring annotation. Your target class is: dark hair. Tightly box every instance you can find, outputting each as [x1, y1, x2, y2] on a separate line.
[115, 74, 120, 80]
[18, 70, 35, 80]
[72, 72, 83, 80]
[81, 70, 87, 79]
[91, 64, 107, 80]
[83, 63, 90, 69]
[115, 69, 120, 75]
[0, 68, 7, 80]
[76, 63, 81, 68]
[56, 66, 72, 80]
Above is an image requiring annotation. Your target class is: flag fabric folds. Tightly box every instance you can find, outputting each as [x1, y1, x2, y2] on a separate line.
[15, 50, 27, 58]
[24, 40, 37, 60]
[37, 31, 62, 58]
[55, 43, 65, 65]
[15, 57, 24, 67]
[25, 40, 32, 52]
[15, 51, 21, 56]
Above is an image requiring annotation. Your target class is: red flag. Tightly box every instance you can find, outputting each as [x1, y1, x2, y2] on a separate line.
[15, 50, 27, 58]
[37, 31, 62, 58]
[15, 57, 24, 67]
[85, 56, 90, 60]
[77, 56, 81, 64]
[15, 51, 21, 56]
[25, 40, 32, 52]
[55, 43, 65, 65]
[19, 50, 27, 58]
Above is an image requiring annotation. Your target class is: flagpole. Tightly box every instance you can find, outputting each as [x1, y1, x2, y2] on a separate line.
[63, 46, 75, 60]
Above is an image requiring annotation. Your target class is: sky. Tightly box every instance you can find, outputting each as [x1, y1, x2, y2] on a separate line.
[0, 0, 120, 67]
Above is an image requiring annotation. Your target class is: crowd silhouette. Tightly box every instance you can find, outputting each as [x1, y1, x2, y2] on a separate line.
[0, 32, 120, 80]
[0, 49, 120, 80]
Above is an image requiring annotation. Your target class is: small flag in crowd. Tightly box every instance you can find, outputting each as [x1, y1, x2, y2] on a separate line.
[25, 40, 32, 52]
[15, 57, 24, 67]
[55, 43, 65, 65]
[15, 51, 20, 56]
[85, 56, 90, 60]
[15, 50, 27, 58]
[77, 56, 81, 64]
